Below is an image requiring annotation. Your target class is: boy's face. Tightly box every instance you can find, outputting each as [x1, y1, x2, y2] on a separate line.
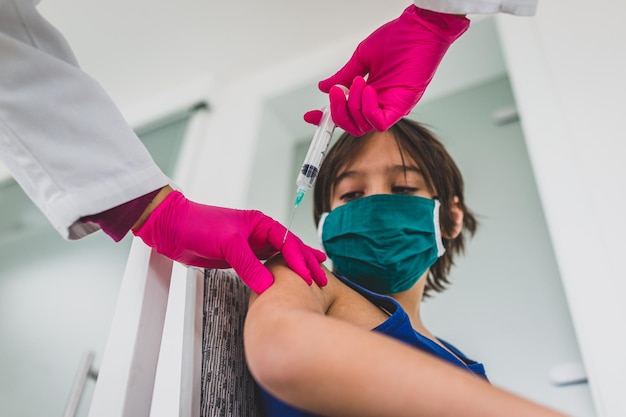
[330, 131, 435, 210]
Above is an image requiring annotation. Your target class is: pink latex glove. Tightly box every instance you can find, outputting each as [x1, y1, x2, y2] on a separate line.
[133, 191, 327, 294]
[304, 5, 469, 136]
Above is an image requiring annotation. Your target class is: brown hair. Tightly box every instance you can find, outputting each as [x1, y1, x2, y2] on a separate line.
[313, 118, 478, 298]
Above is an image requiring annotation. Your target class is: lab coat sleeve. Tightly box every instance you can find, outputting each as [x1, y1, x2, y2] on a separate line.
[413, 0, 537, 16]
[0, 0, 171, 240]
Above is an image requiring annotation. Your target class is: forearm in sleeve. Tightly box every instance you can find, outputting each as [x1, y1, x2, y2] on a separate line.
[0, 0, 170, 240]
[80, 189, 161, 242]
[413, 0, 538, 16]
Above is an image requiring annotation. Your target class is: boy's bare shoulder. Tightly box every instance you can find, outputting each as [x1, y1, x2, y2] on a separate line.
[259, 255, 389, 329]
[249, 255, 340, 313]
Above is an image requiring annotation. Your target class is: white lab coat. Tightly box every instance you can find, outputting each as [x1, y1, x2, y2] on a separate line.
[0, 0, 170, 240]
[0, 0, 536, 241]
[414, 0, 537, 15]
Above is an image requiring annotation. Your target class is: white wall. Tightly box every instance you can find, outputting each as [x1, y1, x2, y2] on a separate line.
[0, 216, 131, 417]
[496, 2, 626, 416]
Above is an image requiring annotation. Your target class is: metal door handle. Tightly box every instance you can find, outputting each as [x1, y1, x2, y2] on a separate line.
[63, 350, 99, 417]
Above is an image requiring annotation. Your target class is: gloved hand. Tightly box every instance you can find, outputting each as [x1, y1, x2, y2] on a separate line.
[133, 191, 327, 294]
[304, 5, 469, 136]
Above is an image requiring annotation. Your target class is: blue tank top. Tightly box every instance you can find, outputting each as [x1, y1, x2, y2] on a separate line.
[257, 275, 488, 417]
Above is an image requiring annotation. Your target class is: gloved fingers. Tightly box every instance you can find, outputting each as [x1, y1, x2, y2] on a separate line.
[346, 76, 374, 135]
[280, 233, 329, 287]
[245, 210, 286, 259]
[306, 249, 329, 287]
[262, 218, 328, 287]
[303, 109, 323, 126]
[329, 85, 362, 136]
[247, 211, 327, 287]
[305, 86, 353, 131]
[310, 246, 327, 263]
[318, 52, 368, 94]
[278, 239, 313, 286]
[361, 85, 405, 132]
[263, 220, 314, 286]
[197, 259, 233, 269]
[222, 241, 275, 294]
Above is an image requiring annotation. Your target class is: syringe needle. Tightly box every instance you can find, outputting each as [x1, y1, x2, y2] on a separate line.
[282, 203, 298, 244]
[283, 188, 306, 243]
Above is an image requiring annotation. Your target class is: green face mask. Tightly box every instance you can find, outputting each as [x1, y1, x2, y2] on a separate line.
[318, 194, 445, 294]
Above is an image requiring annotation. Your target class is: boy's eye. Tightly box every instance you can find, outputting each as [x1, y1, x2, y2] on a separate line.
[339, 191, 364, 202]
[392, 186, 418, 195]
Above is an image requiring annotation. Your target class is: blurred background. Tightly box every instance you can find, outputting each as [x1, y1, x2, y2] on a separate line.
[1, 1, 615, 416]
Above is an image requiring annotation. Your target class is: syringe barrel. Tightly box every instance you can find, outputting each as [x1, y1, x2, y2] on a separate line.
[296, 106, 336, 191]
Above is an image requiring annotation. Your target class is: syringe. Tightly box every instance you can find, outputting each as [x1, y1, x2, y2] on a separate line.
[295, 105, 336, 207]
[284, 106, 336, 238]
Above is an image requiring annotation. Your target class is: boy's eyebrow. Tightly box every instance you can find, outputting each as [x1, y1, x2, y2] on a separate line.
[389, 165, 422, 176]
[334, 170, 360, 185]
[334, 165, 423, 186]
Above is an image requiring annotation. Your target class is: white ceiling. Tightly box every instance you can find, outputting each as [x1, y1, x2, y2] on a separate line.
[36, 1, 495, 109]
[38, 0, 411, 107]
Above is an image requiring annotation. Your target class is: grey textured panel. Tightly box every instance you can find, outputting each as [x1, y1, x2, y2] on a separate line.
[201, 269, 261, 417]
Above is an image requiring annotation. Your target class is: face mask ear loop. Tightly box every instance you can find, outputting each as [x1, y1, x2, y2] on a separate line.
[432, 200, 446, 257]
[317, 212, 330, 252]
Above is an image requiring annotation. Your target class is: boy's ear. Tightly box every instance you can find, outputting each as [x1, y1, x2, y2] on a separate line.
[443, 196, 464, 239]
